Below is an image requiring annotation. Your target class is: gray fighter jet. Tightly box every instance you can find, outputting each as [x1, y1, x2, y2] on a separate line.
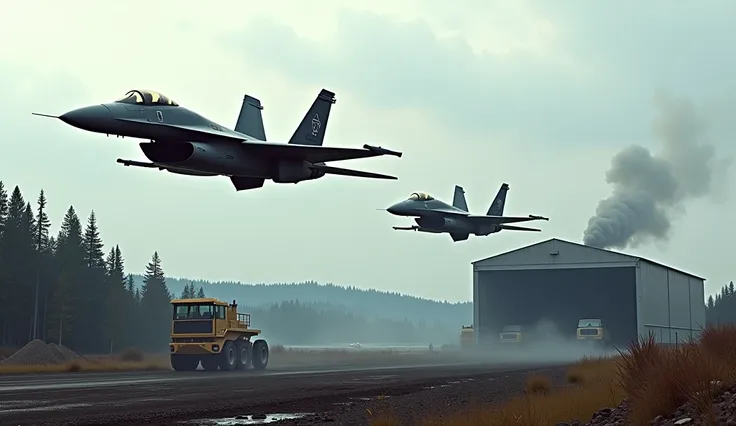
[386, 183, 549, 242]
[33, 89, 402, 191]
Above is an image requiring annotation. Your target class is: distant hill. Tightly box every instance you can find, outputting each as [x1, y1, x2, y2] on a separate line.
[130, 276, 473, 331]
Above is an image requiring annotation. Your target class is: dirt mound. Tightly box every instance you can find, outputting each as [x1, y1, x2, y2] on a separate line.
[48, 343, 85, 362]
[0, 339, 84, 366]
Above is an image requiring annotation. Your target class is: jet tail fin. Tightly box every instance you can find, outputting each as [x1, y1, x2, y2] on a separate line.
[452, 185, 469, 212]
[234, 95, 267, 141]
[288, 89, 336, 146]
[487, 183, 510, 216]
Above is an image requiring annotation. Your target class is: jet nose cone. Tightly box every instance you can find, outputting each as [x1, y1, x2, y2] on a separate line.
[59, 105, 112, 131]
[386, 202, 404, 216]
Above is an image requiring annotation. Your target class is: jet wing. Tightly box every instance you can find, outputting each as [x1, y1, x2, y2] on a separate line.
[466, 214, 550, 225]
[240, 142, 402, 163]
[435, 209, 548, 224]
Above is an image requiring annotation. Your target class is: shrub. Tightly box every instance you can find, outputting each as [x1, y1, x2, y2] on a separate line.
[119, 347, 144, 362]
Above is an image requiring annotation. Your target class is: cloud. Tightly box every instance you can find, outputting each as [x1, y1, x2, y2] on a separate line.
[223, 8, 645, 147]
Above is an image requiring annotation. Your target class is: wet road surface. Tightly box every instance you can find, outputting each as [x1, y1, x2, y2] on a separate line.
[0, 361, 568, 425]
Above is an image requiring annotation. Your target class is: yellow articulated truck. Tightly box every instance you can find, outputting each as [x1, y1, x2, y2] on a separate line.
[169, 297, 269, 372]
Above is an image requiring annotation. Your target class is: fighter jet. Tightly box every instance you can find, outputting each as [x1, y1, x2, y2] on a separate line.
[386, 183, 549, 242]
[33, 88, 402, 191]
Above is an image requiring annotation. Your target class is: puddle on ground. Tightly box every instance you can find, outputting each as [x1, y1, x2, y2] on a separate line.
[184, 413, 312, 425]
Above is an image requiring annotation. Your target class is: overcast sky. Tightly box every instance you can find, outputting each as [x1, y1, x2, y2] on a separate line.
[1, 1, 734, 302]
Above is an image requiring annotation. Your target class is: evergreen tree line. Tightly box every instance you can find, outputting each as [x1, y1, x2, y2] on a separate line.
[0, 181, 456, 353]
[0, 181, 175, 353]
[706, 281, 736, 325]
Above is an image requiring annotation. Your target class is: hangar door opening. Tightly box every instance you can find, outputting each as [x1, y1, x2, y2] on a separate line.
[476, 266, 637, 348]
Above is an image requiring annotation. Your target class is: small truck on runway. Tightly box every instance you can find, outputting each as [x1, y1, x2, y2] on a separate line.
[169, 297, 269, 372]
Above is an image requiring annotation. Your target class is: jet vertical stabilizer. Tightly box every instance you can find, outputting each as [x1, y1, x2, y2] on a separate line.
[487, 183, 509, 216]
[288, 89, 336, 146]
[234, 95, 266, 141]
[452, 185, 469, 212]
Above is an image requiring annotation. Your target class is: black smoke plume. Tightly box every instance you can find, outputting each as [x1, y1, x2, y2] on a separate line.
[583, 91, 731, 250]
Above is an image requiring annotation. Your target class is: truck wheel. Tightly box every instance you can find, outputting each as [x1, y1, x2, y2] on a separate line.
[219, 340, 237, 371]
[235, 340, 252, 370]
[171, 354, 199, 371]
[252, 339, 269, 370]
[201, 356, 219, 371]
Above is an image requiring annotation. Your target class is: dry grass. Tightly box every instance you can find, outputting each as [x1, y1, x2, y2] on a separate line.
[619, 325, 736, 425]
[0, 356, 170, 375]
[0, 344, 448, 375]
[370, 324, 736, 426]
[412, 356, 625, 426]
[525, 375, 552, 395]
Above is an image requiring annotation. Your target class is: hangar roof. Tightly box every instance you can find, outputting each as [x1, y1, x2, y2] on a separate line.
[472, 238, 705, 281]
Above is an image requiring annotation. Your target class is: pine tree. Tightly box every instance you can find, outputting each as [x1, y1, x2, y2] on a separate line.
[126, 274, 135, 294]
[6, 186, 26, 230]
[729, 281, 735, 296]
[0, 181, 8, 239]
[57, 206, 84, 254]
[23, 203, 36, 244]
[105, 245, 133, 352]
[83, 211, 105, 269]
[180, 283, 192, 299]
[139, 251, 172, 350]
[707, 295, 715, 309]
[197, 286, 205, 298]
[35, 190, 51, 253]
[53, 206, 85, 350]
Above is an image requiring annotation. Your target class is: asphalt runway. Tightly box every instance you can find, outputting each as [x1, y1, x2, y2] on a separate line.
[0, 361, 568, 426]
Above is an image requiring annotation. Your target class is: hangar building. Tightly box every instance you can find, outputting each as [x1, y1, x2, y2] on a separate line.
[472, 238, 706, 348]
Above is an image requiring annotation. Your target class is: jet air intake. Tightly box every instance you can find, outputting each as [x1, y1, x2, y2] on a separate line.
[415, 216, 466, 231]
[139, 142, 246, 175]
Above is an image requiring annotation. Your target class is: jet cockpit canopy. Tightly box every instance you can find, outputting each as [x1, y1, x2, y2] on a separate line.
[114, 89, 179, 107]
[408, 192, 434, 201]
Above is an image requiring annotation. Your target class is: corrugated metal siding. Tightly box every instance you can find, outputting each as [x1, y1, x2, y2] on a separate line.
[637, 261, 706, 344]
[689, 277, 706, 337]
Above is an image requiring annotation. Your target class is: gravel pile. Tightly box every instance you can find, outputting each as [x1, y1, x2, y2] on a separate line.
[49, 343, 85, 362]
[0, 339, 84, 366]
[569, 386, 736, 426]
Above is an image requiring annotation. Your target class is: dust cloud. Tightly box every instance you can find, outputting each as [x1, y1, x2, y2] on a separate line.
[461, 319, 618, 365]
[583, 91, 732, 250]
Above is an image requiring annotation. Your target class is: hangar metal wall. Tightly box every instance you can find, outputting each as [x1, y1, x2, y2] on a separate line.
[637, 260, 706, 344]
[475, 266, 638, 347]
